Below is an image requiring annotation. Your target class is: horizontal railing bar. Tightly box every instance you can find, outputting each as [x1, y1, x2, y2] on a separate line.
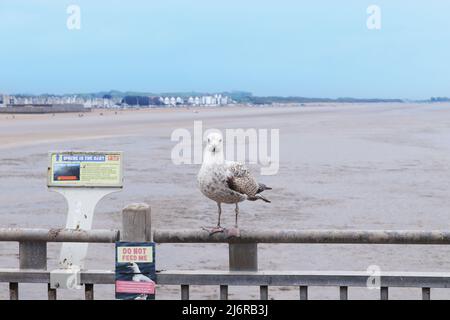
[0, 228, 119, 243]
[2, 269, 450, 289]
[153, 229, 450, 244]
[0, 269, 114, 284]
[156, 270, 450, 288]
[4, 228, 450, 244]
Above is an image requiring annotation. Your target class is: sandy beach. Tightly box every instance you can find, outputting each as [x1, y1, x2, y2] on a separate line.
[1, 103, 450, 299]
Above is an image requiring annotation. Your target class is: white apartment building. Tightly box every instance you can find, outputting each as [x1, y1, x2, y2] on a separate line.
[163, 97, 170, 105]
[0, 94, 6, 107]
[151, 94, 231, 107]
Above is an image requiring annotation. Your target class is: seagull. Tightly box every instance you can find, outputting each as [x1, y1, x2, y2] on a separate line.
[197, 132, 272, 235]
[126, 262, 154, 300]
[127, 262, 153, 282]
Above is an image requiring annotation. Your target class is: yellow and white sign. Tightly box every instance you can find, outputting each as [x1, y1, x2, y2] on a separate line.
[117, 246, 154, 263]
[48, 151, 123, 187]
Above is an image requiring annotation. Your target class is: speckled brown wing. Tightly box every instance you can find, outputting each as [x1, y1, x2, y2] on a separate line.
[226, 162, 259, 197]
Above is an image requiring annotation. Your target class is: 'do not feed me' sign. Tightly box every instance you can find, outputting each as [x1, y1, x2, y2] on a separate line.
[115, 242, 156, 300]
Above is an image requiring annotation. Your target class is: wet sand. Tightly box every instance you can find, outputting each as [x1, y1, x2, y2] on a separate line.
[1, 103, 450, 299]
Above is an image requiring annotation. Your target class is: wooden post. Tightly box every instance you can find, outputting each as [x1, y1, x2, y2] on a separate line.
[122, 203, 152, 241]
[229, 243, 257, 271]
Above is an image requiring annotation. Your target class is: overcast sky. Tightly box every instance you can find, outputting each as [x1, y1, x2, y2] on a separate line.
[1, 0, 449, 99]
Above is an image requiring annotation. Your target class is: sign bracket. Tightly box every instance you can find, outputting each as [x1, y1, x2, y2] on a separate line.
[47, 151, 123, 289]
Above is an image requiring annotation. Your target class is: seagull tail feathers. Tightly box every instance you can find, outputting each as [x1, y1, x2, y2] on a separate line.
[248, 194, 271, 203]
[257, 194, 271, 203]
[257, 183, 272, 193]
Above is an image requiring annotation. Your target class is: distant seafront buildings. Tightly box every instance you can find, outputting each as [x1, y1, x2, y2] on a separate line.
[4, 90, 445, 112]
[121, 94, 230, 108]
[162, 94, 229, 106]
[0, 93, 88, 113]
[0, 92, 232, 111]
[0, 94, 13, 106]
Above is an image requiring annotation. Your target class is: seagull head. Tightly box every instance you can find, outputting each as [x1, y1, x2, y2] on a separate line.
[206, 132, 223, 154]
[126, 262, 140, 273]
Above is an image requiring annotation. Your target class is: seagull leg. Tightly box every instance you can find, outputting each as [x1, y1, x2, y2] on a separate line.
[202, 202, 225, 235]
[225, 203, 241, 238]
[217, 202, 222, 227]
[234, 203, 239, 228]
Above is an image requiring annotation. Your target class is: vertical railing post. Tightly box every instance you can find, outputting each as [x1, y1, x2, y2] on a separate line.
[380, 287, 389, 300]
[47, 284, 57, 300]
[422, 288, 431, 300]
[229, 243, 258, 271]
[18, 240, 48, 300]
[9, 283, 18, 300]
[181, 285, 190, 300]
[300, 286, 308, 300]
[19, 241, 47, 269]
[220, 285, 228, 300]
[260, 285, 269, 300]
[229, 242, 258, 299]
[85, 283, 94, 300]
[339, 286, 348, 300]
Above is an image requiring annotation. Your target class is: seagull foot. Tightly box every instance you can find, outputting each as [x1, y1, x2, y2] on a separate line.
[225, 227, 240, 238]
[201, 226, 225, 235]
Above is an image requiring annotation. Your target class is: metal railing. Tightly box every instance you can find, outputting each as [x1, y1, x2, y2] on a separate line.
[153, 229, 450, 300]
[1, 203, 449, 300]
[0, 228, 119, 300]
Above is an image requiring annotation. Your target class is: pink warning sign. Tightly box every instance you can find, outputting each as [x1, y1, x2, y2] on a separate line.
[115, 280, 155, 294]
